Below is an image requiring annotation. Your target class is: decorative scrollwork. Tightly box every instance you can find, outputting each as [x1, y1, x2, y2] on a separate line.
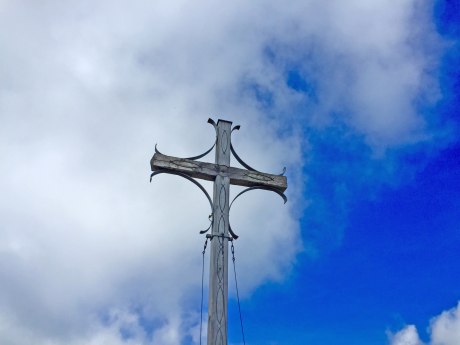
[229, 224, 239, 240]
[231, 125, 241, 132]
[230, 185, 287, 209]
[230, 125, 286, 176]
[155, 142, 216, 161]
[230, 143, 258, 172]
[227, 185, 287, 239]
[154, 119, 218, 161]
[150, 169, 214, 234]
[207, 118, 218, 134]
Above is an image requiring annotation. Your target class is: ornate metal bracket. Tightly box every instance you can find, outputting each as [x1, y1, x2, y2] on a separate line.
[154, 119, 218, 161]
[227, 185, 288, 239]
[230, 185, 288, 208]
[230, 125, 286, 176]
[150, 169, 214, 234]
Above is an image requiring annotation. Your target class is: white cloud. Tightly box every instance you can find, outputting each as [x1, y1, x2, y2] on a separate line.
[431, 302, 460, 345]
[389, 325, 423, 345]
[0, 0, 443, 343]
[390, 302, 460, 345]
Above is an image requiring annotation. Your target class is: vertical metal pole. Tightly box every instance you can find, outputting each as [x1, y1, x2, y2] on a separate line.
[207, 119, 232, 345]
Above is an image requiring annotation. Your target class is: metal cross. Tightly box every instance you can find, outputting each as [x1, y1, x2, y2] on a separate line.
[150, 118, 287, 345]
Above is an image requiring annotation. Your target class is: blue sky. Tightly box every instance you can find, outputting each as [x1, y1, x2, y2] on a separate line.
[0, 1, 459, 345]
[229, 2, 460, 344]
[234, 142, 460, 344]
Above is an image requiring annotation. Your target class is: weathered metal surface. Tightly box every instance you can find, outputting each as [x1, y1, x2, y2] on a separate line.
[151, 153, 287, 192]
[207, 120, 231, 345]
[149, 118, 289, 345]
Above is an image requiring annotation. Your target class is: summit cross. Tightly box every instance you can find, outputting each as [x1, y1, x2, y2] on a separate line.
[150, 118, 288, 345]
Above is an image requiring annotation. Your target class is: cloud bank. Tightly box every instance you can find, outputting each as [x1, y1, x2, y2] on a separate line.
[0, 0, 445, 343]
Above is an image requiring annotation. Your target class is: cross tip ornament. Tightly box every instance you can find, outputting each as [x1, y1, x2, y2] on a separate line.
[217, 118, 233, 125]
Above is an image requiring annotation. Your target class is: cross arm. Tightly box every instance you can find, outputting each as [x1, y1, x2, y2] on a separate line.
[151, 152, 287, 192]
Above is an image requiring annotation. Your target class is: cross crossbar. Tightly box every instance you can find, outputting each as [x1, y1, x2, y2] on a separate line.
[151, 152, 287, 192]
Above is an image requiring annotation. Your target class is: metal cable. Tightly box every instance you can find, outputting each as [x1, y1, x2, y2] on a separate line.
[200, 238, 208, 345]
[231, 240, 246, 345]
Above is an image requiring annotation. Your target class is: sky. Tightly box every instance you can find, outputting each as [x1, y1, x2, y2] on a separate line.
[0, 0, 459, 344]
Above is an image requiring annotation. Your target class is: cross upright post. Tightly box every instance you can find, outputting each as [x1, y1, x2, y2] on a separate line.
[207, 119, 231, 345]
[150, 118, 287, 345]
